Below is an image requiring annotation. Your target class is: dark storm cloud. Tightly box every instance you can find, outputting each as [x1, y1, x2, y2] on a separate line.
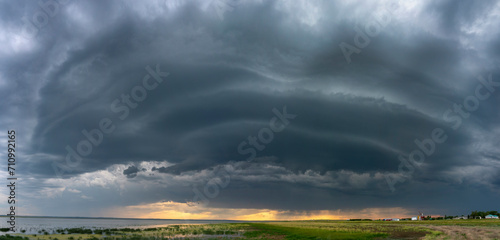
[123, 165, 140, 178]
[2, 0, 500, 216]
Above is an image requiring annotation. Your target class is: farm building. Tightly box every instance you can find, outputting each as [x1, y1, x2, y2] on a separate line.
[412, 212, 424, 220]
[383, 218, 400, 221]
[411, 215, 423, 220]
[485, 215, 499, 219]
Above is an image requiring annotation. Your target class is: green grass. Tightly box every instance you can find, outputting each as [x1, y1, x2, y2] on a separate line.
[308, 219, 500, 226]
[0, 235, 29, 240]
[7, 219, 500, 240]
[244, 223, 387, 239]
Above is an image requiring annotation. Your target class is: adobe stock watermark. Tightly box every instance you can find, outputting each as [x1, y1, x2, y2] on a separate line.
[52, 64, 170, 177]
[386, 73, 500, 192]
[339, 1, 400, 63]
[21, 0, 70, 39]
[189, 106, 297, 206]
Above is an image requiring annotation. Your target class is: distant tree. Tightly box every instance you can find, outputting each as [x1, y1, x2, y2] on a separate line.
[487, 210, 499, 216]
[469, 210, 499, 218]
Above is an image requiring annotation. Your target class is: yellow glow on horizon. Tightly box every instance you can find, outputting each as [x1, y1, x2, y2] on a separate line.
[102, 201, 417, 221]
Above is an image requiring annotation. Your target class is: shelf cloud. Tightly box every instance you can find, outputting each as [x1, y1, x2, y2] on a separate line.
[1, 0, 500, 218]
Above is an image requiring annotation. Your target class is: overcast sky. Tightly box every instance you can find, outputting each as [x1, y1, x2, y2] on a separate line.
[1, 0, 500, 220]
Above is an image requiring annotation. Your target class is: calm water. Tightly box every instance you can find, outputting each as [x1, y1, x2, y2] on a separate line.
[0, 217, 240, 234]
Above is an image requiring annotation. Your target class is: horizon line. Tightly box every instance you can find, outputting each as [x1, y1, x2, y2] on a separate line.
[0, 215, 356, 221]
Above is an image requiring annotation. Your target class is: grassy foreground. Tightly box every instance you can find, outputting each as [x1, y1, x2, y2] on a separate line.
[2, 219, 500, 240]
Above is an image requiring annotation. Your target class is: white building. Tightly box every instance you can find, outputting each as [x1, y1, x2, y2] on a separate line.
[411, 217, 418, 221]
[485, 215, 499, 219]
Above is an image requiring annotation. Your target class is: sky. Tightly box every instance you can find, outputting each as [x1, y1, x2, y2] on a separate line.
[1, 0, 500, 220]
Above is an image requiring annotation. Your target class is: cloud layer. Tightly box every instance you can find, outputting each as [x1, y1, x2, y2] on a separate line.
[1, 0, 500, 218]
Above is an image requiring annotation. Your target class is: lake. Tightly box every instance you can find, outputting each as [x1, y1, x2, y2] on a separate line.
[0, 217, 241, 234]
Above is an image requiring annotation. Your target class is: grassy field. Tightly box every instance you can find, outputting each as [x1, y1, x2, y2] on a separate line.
[2, 219, 500, 240]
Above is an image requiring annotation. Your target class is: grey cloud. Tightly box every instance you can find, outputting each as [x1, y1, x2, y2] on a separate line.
[123, 165, 140, 178]
[2, 0, 500, 216]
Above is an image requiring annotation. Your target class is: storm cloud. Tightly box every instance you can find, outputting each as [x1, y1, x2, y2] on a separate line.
[1, 0, 500, 218]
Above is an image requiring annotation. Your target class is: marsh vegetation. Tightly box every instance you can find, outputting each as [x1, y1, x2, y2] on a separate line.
[3, 219, 499, 240]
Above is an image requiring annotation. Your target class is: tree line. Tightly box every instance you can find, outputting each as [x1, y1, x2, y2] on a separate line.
[442, 210, 499, 219]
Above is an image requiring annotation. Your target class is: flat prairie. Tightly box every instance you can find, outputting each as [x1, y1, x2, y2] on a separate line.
[2, 219, 499, 240]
